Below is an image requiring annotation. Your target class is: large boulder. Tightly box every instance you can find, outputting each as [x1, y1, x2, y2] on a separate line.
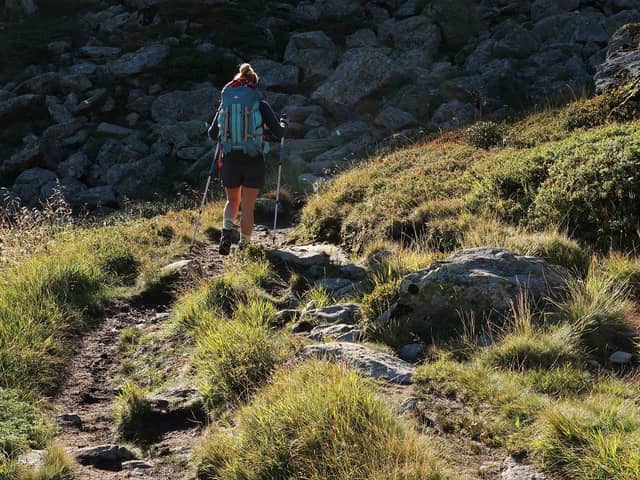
[430, 99, 477, 130]
[105, 43, 169, 77]
[151, 85, 219, 123]
[311, 48, 401, 118]
[249, 59, 299, 90]
[284, 31, 338, 85]
[0, 94, 44, 123]
[12, 168, 57, 206]
[390, 248, 567, 338]
[378, 15, 441, 55]
[595, 23, 640, 93]
[425, 0, 477, 51]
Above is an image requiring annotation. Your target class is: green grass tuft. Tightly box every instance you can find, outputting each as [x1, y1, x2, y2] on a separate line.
[196, 361, 449, 480]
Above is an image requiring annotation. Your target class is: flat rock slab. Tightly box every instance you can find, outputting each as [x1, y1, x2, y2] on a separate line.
[501, 456, 547, 479]
[268, 244, 349, 268]
[149, 388, 202, 416]
[309, 323, 364, 342]
[75, 444, 135, 470]
[302, 303, 362, 325]
[161, 259, 193, 274]
[301, 342, 415, 384]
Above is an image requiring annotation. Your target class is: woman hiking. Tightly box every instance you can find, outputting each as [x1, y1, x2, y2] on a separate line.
[208, 63, 287, 255]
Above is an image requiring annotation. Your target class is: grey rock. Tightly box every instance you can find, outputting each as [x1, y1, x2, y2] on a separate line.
[14, 72, 60, 95]
[398, 343, 426, 362]
[494, 24, 539, 58]
[431, 100, 477, 130]
[291, 319, 315, 333]
[250, 59, 299, 89]
[48, 40, 70, 55]
[285, 31, 338, 85]
[375, 106, 418, 131]
[315, 277, 352, 292]
[18, 449, 46, 468]
[346, 29, 378, 48]
[530, 0, 580, 22]
[4, 142, 41, 172]
[75, 444, 135, 468]
[392, 248, 567, 338]
[75, 186, 118, 208]
[73, 88, 108, 114]
[282, 105, 324, 123]
[122, 460, 152, 470]
[0, 94, 44, 123]
[106, 43, 169, 77]
[397, 396, 419, 415]
[501, 456, 547, 480]
[396, 0, 417, 18]
[59, 74, 93, 93]
[56, 413, 83, 429]
[609, 351, 633, 364]
[302, 304, 362, 325]
[12, 168, 57, 205]
[301, 342, 415, 384]
[379, 16, 441, 54]
[151, 85, 220, 123]
[148, 387, 201, 416]
[268, 244, 349, 268]
[309, 323, 363, 342]
[57, 152, 90, 179]
[595, 23, 640, 93]
[96, 123, 135, 137]
[312, 48, 401, 118]
[425, 0, 477, 50]
[79, 46, 122, 62]
[67, 62, 98, 76]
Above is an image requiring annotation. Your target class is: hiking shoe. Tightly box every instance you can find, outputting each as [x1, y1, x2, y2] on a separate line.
[219, 229, 233, 256]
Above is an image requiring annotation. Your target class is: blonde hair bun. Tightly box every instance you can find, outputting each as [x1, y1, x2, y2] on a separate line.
[236, 63, 259, 84]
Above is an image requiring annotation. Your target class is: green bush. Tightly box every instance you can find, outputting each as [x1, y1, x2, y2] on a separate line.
[530, 127, 640, 251]
[464, 121, 504, 149]
[0, 390, 54, 460]
[196, 361, 449, 480]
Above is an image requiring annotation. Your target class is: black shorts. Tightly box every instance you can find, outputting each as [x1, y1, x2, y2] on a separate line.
[220, 151, 265, 189]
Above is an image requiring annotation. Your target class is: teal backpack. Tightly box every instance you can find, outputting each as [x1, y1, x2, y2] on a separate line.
[217, 85, 270, 157]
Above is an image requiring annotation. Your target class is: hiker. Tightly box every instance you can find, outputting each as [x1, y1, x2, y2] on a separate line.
[208, 63, 288, 255]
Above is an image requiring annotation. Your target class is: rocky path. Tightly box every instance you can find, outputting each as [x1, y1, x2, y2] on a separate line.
[51, 224, 293, 479]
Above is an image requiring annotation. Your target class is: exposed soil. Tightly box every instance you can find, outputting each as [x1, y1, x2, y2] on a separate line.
[51, 222, 293, 479]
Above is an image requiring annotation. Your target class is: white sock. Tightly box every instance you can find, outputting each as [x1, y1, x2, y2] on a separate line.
[223, 217, 234, 230]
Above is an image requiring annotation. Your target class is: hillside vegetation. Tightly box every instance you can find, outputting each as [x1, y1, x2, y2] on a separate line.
[2, 88, 640, 479]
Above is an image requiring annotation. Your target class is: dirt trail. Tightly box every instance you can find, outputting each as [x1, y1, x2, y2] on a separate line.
[51, 225, 293, 479]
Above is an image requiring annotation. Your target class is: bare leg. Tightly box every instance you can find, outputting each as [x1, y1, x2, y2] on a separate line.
[224, 187, 242, 227]
[240, 187, 260, 238]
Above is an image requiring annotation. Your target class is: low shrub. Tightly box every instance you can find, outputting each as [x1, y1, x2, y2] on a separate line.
[196, 361, 449, 480]
[464, 121, 505, 149]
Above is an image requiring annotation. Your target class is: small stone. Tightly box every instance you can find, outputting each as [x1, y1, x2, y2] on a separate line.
[161, 260, 192, 273]
[397, 396, 419, 415]
[75, 444, 135, 469]
[18, 450, 46, 468]
[398, 343, 426, 363]
[291, 319, 315, 334]
[302, 304, 362, 325]
[56, 413, 83, 429]
[96, 122, 135, 137]
[501, 456, 547, 480]
[609, 351, 633, 365]
[122, 460, 152, 470]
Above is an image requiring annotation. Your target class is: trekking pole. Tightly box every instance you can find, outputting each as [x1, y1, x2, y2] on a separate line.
[272, 117, 287, 245]
[191, 142, 220, 247]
